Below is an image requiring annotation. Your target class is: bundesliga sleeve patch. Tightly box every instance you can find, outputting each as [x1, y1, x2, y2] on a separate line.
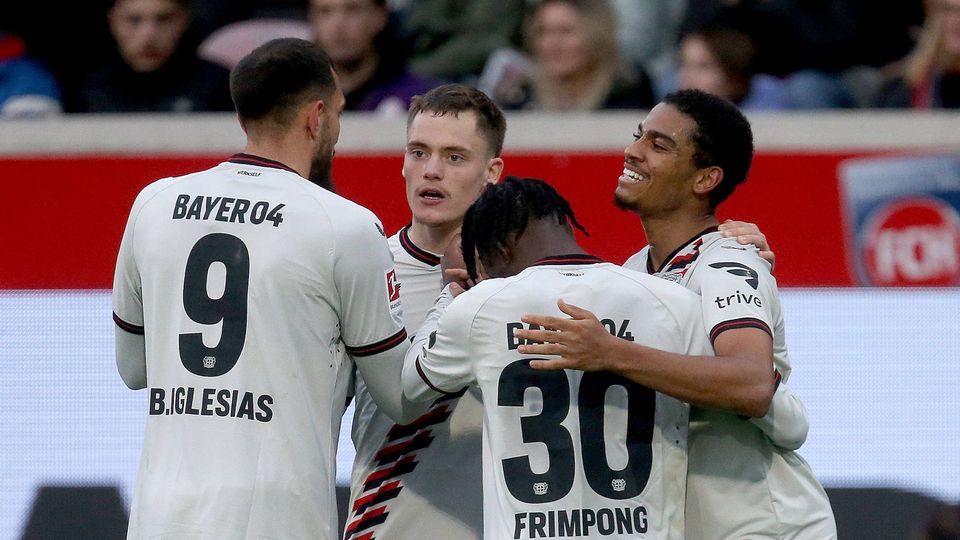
[386, 269, 401, 302]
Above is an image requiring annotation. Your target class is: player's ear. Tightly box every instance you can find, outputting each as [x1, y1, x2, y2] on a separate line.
[485, 157, 504, 185]
[307, 99, 324, 139]
[693, 166, 723, 196]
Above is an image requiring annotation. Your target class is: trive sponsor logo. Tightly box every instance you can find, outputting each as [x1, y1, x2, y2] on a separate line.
[513, 506, 648, 538]
[863, 196, 960, 286]
[149, 387, 273, 422]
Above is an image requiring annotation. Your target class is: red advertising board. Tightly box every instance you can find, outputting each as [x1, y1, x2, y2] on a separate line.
[1, 150, 883, 289]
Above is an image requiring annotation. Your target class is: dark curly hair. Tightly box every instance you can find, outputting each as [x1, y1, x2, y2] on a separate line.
[461, 176, 587, 281]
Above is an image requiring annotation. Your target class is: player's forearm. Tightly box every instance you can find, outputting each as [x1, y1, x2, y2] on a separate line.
[115, 327, 147, 390]
[356, 346, 430, 424]
[748, 382, 809, 450]
[401, 285, 456, 403]
[604, 339, 774, 417]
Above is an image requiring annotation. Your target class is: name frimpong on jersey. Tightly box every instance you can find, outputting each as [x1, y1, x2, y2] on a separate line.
[514, 506, 648, 539]
[150, 387, 274, 422]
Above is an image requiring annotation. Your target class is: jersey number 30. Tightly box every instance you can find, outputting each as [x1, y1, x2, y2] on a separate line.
[179, 233, 249, 376]
[498, 360, 655, 503]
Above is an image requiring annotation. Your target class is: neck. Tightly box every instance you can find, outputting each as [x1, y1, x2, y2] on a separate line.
[335, 52, 379, 95]
[407, 219, 461, 254]
[639, 211, 718, 270]
[511, 220, 586, 272]
[242, 131, 313, 178]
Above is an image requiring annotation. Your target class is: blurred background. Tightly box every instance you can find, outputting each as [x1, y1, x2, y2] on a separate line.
[2, 0, 960, 538]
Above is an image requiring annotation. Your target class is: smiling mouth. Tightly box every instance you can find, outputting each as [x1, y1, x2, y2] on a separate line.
[620, 168, 647, 183]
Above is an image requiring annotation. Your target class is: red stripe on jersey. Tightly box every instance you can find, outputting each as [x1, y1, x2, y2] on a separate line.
[398, 225, 441, 266]
[346, 328, 408, 357]
[532, 253, 604, 266]
[113, 312, 144, 335]
[415, 357, 461, 396]
[386, 403, 452, 440]
[227, 153, 300, 175]
[353, 533, 375, 540]
[709, 317, 772, 344]
[375, 430, 434, 465]
[352, 479, 403, 513]
[345, 506, 388, 537]
[362, 455, 419, 491]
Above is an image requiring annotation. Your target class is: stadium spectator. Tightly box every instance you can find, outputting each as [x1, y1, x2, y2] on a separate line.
[515, 89, 836, 538]
[308, 0, 436, 115]
[403, 0, 526, 82]
[610, 0, 687, 97]
[495, 0, 654, 111]
[112, 38, 420, 539]
[79, 0, 233, 112]
[0, 32, 61, 117]
[676, 21, 786, 110]
[875, 0, 960, 109]
[682, 0, 922, 109]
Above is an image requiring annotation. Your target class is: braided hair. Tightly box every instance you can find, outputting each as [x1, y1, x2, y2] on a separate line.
[461, 176, 588, 281]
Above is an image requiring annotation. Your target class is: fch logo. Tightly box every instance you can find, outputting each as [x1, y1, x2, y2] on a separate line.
[863, 196, 960, 286]
[840, 155, 960, 287]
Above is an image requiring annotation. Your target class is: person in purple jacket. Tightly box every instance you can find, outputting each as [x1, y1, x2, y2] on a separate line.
[309, 0, 439, 116]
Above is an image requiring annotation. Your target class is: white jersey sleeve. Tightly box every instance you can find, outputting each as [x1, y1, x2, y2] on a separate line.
[403, 286, 476, 401]
[112, 178, 176, 389]
[695, 248, 776, 346]
[335, 213, 407, 356]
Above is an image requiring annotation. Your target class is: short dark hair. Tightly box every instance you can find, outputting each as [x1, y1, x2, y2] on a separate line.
[461, 176, 587, 281]
[407, 84, 507, 157]
[230, 38, 336, 125]
[662, 89, 754, 208]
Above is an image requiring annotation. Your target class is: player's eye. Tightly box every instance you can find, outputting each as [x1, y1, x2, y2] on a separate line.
[632, 131, 642, 141]
[449, 154, 464, 163]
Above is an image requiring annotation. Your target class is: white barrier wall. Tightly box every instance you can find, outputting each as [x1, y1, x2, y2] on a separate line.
[2, 289, 959, 538]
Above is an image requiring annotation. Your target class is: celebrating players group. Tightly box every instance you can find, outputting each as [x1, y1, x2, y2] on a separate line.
[112, 38, 837, 539]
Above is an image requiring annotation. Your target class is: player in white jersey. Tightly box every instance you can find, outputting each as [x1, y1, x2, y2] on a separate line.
[112, 39, 419, 539]
[345, 85, 504, 539]
[516, 89, 837, 539]
[403, 177, 714, 539]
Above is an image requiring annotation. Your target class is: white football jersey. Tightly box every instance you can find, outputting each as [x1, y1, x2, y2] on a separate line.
[346, 225, 483, 540]
[409, 255, 714, 540]
[625, 228, 837, 540]
[112, 154, 406, 540]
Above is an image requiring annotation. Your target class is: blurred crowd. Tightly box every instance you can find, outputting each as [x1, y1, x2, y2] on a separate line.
[2, 0, 958, 118]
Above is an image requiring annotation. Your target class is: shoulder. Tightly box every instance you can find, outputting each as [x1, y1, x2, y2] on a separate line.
[695, 234, 777, 294]
[300, 185, 387, 240]
[605, 263, 701, 304]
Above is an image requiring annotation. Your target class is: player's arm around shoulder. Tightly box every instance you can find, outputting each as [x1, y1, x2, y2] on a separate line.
[695, 240, 780, 417]
[403, 284, 482, 404]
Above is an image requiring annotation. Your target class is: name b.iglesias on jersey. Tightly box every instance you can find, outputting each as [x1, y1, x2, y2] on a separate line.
[149, 387, 273, 422]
